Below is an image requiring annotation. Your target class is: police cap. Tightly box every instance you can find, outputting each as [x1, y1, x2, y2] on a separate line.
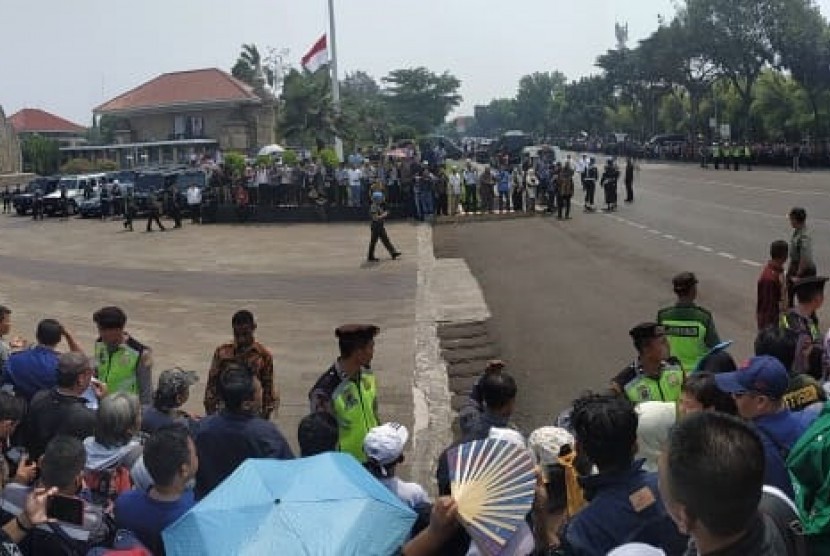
[672, 271, 698, 293]
[629, 322, 665, 342]
[335, 324, 380, 341]
[792, 276, 828, 296]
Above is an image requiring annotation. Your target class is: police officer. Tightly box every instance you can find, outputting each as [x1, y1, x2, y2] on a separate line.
[787, 207, 814, 308]
[308, 324, 381, 462]
[733, 143, 742, 171]
[122, 188, 135, 232]
[146, 190, 166, 232]
[712, 142, 721, 170]
[657, 272, 721, 372]
[610, 323, 685, 404]
[744, 142, 752, 171]
[167, 183, 182, 229]
[367, 190, 401, 263]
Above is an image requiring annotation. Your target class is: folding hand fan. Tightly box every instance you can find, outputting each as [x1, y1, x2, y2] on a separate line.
[447, 438, 536, 556]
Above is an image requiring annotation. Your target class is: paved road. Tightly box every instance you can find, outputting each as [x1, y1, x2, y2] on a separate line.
[434, 162, 830, 432]
[0, 215, 419, 453]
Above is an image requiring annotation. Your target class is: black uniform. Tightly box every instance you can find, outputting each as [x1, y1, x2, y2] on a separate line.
[367, 200, 400, 262]
[601, 163, 619, 211]
[624, 161, 635, 203]
[582, 163, 598, 210]
[146, 192, 166, 232]
[167, 185, 182, 228]
[123, 192, 135, 231]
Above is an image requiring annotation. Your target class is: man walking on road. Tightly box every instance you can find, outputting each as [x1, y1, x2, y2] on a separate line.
[657, 272, 721, 372]
[623, 157, 635, 203]
[787, 207, 814, 307]
[582, 157, 598, 212]
[367, 191, 401, 263]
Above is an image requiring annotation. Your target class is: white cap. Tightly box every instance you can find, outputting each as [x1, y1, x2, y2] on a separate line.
[488, 427, 526, 448]
[363, 422, 409, 467]
[607, 543, 666, 556]
[528, 427, 574, 466]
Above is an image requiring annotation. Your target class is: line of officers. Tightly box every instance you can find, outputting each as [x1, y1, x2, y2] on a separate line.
[699, 142, 754, 171]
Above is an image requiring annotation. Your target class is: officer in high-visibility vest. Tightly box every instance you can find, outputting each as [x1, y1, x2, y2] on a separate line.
[744, 142, 752, 171]
[308, 324, 381, 462]
[712, 143, 721, 170]
[611, 322, 685, 404]
[658, 272, 721, 372]
[733, 144, 742, 171]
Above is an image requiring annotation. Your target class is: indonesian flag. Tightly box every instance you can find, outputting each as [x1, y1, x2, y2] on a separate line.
[301, 35, 329, 73]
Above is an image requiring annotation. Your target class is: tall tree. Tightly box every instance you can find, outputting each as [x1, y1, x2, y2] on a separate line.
[231, 44, 275, 88]
[21, 135, 60, 175]
[686, 0, 777, 138]
[381, 68, 462, 136]
[340, 72, 390, 145]
[767, 0, 830, 137]
[280, 69, 338, 150]
[514, 72, 568, 137]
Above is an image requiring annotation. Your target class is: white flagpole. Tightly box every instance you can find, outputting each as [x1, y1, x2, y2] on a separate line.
[327, 0, 343, 162]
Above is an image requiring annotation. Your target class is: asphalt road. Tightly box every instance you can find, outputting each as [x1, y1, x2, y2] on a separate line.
[434, 161, 830, 432]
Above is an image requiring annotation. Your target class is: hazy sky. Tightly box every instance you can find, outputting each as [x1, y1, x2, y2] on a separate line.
[3, 0, 830, 126]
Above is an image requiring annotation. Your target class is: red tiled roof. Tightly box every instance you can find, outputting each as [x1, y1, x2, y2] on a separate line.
[95, 68, 261, 114]
[9, 109, 86, 134]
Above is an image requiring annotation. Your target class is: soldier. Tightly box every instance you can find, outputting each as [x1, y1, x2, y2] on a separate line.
[146, 190, 166, 232]
[367, 191, 401, 263]
[167, 183, 182, 229]
[122, 188, 135, 232]
[786, 207, 814, 307]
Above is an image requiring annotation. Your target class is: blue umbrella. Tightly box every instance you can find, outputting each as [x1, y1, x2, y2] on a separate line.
[163, 452, 417, 556]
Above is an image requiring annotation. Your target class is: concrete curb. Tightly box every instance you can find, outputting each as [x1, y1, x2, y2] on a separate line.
[410, 223, 490, 494]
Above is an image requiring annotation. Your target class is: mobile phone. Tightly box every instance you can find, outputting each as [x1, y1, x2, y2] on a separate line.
[544, 463, 568, 512]
[46, 494, 84, 525]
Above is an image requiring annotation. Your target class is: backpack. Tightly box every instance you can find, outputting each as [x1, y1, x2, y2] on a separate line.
[787, 402, 830, 553]
[84, 466, 134, 508]
[759, 489, 808, 556]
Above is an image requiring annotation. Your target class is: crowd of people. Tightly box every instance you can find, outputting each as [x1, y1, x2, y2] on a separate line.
[0, 203, 828, 554]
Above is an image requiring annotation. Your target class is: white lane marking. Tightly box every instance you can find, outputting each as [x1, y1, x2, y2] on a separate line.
[741, 259, 763, 267]
[657, 173, 829, 197]
[632, 223, 648, 229]
[696, 245, 714, 253]
[679, 240, 694, 246]
[718, 252, 736, 259]
[663, 234, 675, 240]
[648, 229, 661, 234]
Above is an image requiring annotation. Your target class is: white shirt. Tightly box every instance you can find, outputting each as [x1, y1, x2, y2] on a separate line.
[347, 168, 363, 187]
[449, 174, 462, 195]
[379, 477, 430, 509]
[186, 187, 202, 205]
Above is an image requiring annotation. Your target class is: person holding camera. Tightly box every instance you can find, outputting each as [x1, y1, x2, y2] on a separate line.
[2, 435, 115, 554]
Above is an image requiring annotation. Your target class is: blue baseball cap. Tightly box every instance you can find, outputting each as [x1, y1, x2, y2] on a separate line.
[714, 355, 788, 399]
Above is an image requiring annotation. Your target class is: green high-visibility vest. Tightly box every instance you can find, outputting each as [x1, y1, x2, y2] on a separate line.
[332, 370, 379, 462]
[745, 147, 751, 157]
[94, 340, 143, 396]
[623, 364, 685, 403]
[713, 146, 720, 157]
[661, 319, 708, 372]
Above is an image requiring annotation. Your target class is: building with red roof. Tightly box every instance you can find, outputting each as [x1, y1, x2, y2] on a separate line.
[9, 108, 87, 148]
[63, 67, 276, 168]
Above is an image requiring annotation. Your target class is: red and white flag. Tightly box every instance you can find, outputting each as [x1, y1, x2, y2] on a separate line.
[301, 35, 329, 73]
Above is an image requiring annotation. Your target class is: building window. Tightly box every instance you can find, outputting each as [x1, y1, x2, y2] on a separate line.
[174, 116, 186, 140]
[190, 116, 204, 138]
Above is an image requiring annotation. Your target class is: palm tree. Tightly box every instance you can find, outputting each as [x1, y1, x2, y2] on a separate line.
[232, 44, 275, 88]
